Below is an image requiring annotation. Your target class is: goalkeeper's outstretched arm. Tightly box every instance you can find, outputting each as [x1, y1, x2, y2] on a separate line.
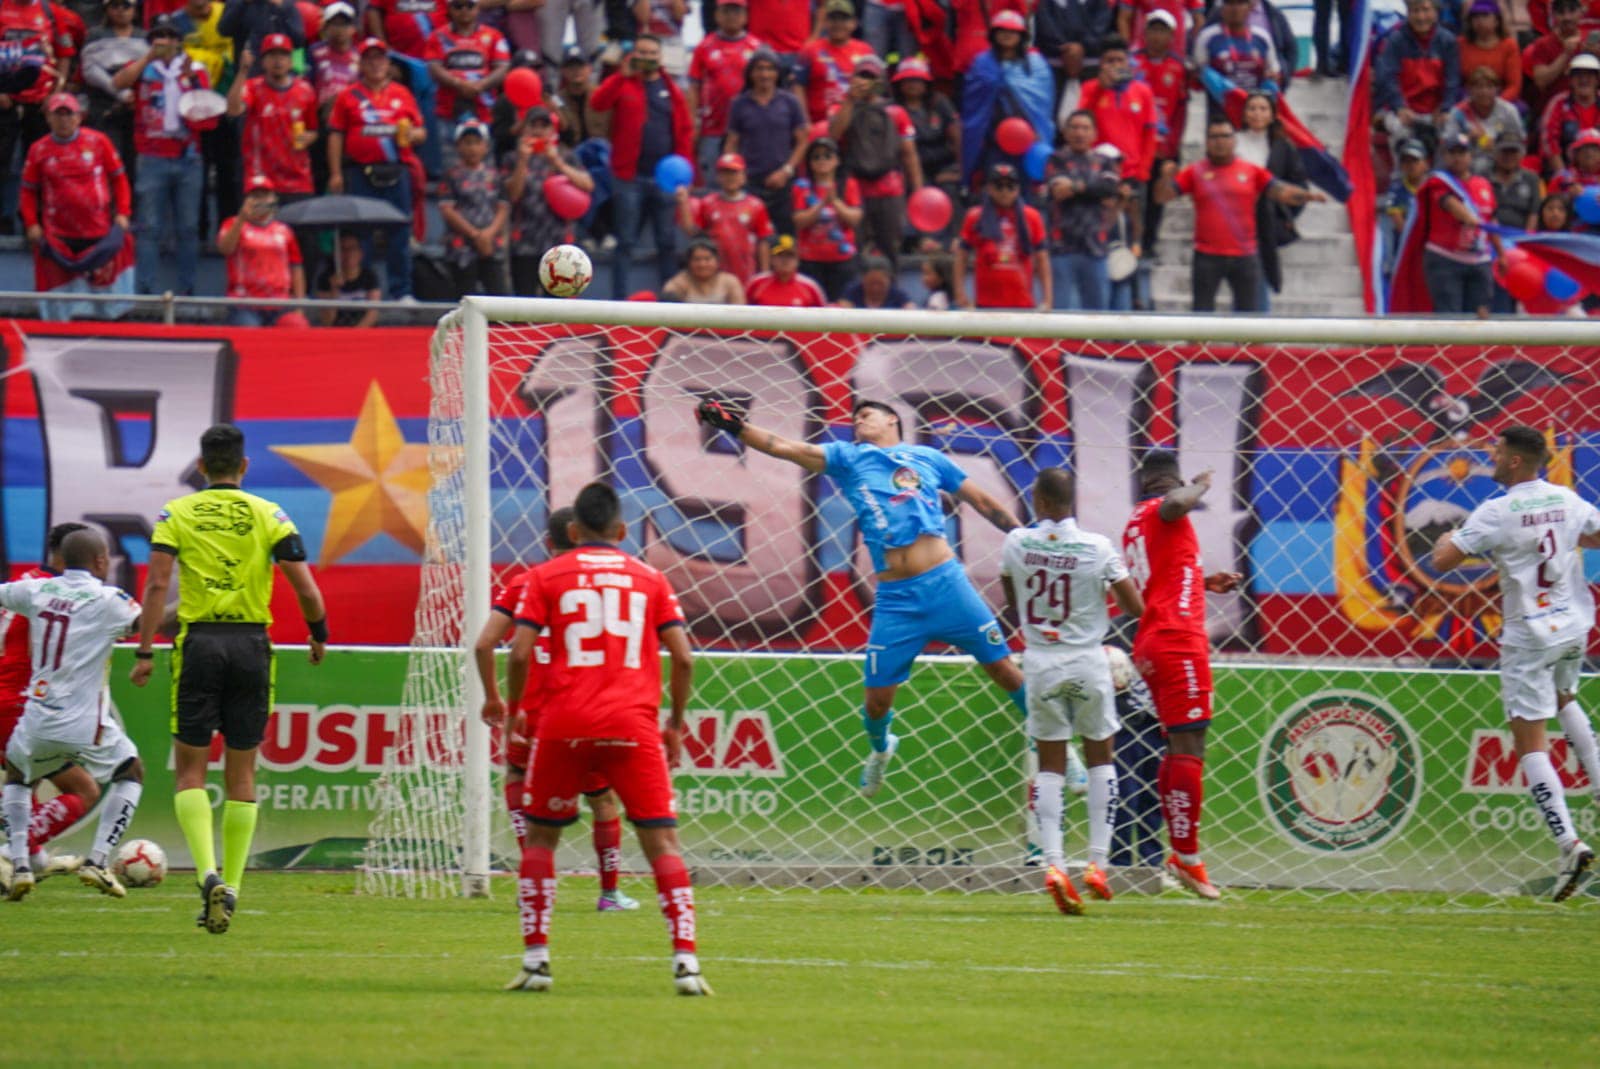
[696, 399, 826, 473]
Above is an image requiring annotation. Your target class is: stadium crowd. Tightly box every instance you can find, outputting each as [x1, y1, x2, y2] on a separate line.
[4, 0, 1596, 318]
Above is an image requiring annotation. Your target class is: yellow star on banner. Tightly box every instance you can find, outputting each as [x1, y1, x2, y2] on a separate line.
[271, 381, 431, 563]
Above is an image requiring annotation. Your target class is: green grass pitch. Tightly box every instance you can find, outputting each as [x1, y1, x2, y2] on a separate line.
[4, 873, 1596, 1068]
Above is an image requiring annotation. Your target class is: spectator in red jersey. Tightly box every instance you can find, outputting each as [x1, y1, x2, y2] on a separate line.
[228, 36, 317, 201]
[81, 0, 145, 177]
[791, 135, 862, 299]
[794, 0, 876, 124]
[310, 2, 360, 110]
[1541, 53, 1600, 173]
[1081, 36, 1157, 264]
[675, 152, 772, 286]
[425, 0, 509, 134]
[113, 14, 213, 295]
[830, 53, 920, 271]
[747, 0, 812, 68]
[1459, 0, 1520, 104]
[954, 161, 1051, 310]
[535, 0, 600, 76]
[0, 0, 75, 192]
[1548, 126, 1600, 195]
[505, 105, 593, 294]
[592, 33, 692, 299]
[218, 175, 307, 326]
[724, 48, 808, 239]
[1374, 0, 1462, 157]
[366, 0, 442, 61]
[20, 93, 132, 310]
[327, 37, 426, 299]
[661, 235, 747, 302]
[438, 118, 509, 295]
[1414, 131, 1500, 315]
[1154, 118, 1323, 312]
[1132, 10, 1186, 256]
[686, 0, 764, 180]
[1119, 0, 1203, 56]
[746, 232, 827, 305]
[1524, 0, 1598, 115]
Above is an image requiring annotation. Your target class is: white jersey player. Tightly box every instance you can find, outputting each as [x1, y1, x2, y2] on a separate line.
[1, 530, 146, 901]
[1433, 426, 1600, 902]
[1000, 469, 1144, 915]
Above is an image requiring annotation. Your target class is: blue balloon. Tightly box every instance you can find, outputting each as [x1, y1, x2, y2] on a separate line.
[1544, 265, 1583, 302]
[653, 153, 694, 193]
[1022, 140, 1052, 182]
[1574, 187, 1600, 225]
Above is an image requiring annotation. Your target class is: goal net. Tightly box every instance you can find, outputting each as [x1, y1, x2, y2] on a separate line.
[362, 299, 1600, 903]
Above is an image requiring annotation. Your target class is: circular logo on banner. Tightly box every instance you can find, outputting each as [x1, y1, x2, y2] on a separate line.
[1257, 691, 1422, 854]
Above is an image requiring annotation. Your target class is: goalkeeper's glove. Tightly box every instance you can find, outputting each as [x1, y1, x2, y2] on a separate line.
[695, 399, 744, 436]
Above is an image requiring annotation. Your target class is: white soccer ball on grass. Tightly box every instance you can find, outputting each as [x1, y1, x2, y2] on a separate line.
[538, 244, 593, 298]
[110, 838, 167, 888]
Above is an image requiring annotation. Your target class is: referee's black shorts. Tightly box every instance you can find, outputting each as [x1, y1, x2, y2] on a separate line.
[170, 623, 275, 749]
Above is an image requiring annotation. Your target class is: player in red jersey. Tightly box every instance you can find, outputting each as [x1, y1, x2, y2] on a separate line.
[500, 483, 706, 996]
[0, 523, 101, 889]
[474, 506, 638, 912]
[1120, 450, 1241, 900]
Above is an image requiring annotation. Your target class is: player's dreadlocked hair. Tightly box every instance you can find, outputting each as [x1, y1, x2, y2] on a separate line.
[548, 506, 577, 553]
[573, 483, 621, 538]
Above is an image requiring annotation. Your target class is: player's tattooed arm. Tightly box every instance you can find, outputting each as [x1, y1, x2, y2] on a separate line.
[741, 421, 828, 473]
[1158, 469, 1213, 522]
[955, 482, 1021, 532]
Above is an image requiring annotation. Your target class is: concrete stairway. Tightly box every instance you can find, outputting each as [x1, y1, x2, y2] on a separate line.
[1146, 75, 1367, 317]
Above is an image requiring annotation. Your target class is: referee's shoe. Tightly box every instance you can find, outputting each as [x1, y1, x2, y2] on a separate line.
[197, 872, 237, 933]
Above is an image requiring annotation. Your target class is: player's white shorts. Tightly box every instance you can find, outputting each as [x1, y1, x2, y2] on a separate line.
[1022, 646, 1120, 743]
[4, 714, 137, 785]
[1499, 641, 1584, 722]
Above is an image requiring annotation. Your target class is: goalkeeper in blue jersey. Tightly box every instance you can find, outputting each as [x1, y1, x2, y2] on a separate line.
[696, 398, 1028, 798]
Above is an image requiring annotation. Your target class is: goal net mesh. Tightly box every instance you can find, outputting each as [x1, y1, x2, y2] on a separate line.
[362, 305, 1600, 903]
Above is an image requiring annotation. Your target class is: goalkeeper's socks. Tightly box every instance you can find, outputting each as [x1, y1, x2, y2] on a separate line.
[174, 788, 217, 887]
[1008, 685, 1028, 718]
[1521, 752, 1578, 848]
[28, 792, 85, 852]
[88, 780, 143, 869]
[518, 845, 557, 948]
[1033, 771, 1066, 869]
[1160, 753, 1205, 858]
[650, 853, 697, 953]
[1086, 764, 1117, 868]
[593, 818, 623, 893]
[1556, 702, 1600, 800]
[861, 708, 895, 753]
[222, 800, 258, 892]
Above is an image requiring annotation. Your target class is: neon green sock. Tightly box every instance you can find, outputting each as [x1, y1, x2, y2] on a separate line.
[174, 789, 216, 888]
[222, 800, 258, 892]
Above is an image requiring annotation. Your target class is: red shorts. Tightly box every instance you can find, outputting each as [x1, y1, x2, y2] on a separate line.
[522, 735, 674, 827]
[1133, 636, 1213, 731]
[504, 710, 534, 771]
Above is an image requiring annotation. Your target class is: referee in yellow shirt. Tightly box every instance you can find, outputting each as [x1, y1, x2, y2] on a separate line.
[131, 423, 328, 934]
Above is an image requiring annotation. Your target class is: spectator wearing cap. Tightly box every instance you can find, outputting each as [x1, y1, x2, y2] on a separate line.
[535, 0, 600, 78]
[1379, 136, 1431, 279]
[21, 93, 133, 314]
[837, 253, 914, 308]
[829, 53, 920, 270]
[794, 0, 876, 124]
[1409, 131, 1499, 316]
[687, 0, 764, 181]
[892, 58, 959, 236]
[961, 11, 1054, 184]
[791, 135, 861, 298]
[1153, 118, 1324, 313]
[1131, 11, 1188, 252]
[81, 0, 145, 178]
[955, 162, 1050, 309]
[1079, 36, 1156, 259]
[310, 3, 359, 136]
[438, 118, 509, 295]
[1458, 1, 1520, 104]
[1443, 66, 1522, 175]
[748, 0, 813, 71]
[675, 151, 772, 285]
[505, 105, 592, 294]
[1490, 131, 1541, 227]
[724, 48, 807, 238]
[949, 0, 1029, 77]
[1045, 109, 1121, 311]
[554, 45, 609, 146]
[219, 175, 307, 325]
[1540, 52, 1600, 173]
[1373, 0, 1461, 159]
[662, 235, 746, 303]
[746, 233, 827, 306]
[228, 35, 317, 200]
[113, 13, 214, 296]
[593, 32, 692, 298]
[1524, 0, 1597, 115]
[316, 231, 382, 326]
[425, 0, 509, 139]
[1549, 127, 1600, 195]
[1119, 0, 1202, 58]
[327, 37, 426, 298]
[0, 0, 74, 188]
[218, 0, 305, 77]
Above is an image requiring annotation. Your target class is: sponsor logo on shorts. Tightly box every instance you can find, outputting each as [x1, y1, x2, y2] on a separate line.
[1257, 691, 1421, 854]
[545, 794, 579, 813]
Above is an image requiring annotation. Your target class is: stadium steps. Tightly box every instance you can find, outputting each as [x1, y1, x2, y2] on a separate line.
[1148, 74, 1367, 317]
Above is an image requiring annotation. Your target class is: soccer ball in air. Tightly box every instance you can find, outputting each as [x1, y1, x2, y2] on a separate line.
[1103, 645, 1135, 693]
[538, 244, 593, 298]
[110, 839, 167, 888]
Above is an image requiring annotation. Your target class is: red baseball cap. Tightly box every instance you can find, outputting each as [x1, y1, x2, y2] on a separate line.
[244, 174, 276, 194]
[990, 9, 1027, 32]
[261, 33, 294, 54]
[892, 57, 932, 82]
[45, 92, 81, 114]
[716, 152, 746, 171]
[359, 36, 389, 55]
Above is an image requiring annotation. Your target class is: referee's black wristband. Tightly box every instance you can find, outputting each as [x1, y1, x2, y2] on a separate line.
[134, 650, 155, 661]
[307, 617, 329, 643]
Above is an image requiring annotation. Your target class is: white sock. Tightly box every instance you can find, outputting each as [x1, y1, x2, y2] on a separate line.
[674, 951, 701, 974]
[1557, 702, 1600, 799]
[89, 780, 142, 868]
[1034, 771, 1066, 868]
[1086, 763, 1117, 868]
[1521, 752, 1577, 849]
[3, 783, 31, 870]
[522, 945, 550, 969]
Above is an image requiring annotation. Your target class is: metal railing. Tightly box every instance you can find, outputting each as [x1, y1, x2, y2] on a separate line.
[0, 290, 457, 326]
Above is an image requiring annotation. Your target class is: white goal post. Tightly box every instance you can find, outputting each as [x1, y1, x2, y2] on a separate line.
[362, 298, 1600, 902]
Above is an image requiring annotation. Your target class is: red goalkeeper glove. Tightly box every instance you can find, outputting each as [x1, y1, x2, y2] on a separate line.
[695, 399, 744, 435]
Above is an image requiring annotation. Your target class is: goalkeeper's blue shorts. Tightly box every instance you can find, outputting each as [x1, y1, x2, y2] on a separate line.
[863, 558, 1010, 689]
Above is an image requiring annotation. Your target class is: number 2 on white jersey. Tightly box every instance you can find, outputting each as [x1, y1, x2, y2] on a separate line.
[559, 587, 647, 669]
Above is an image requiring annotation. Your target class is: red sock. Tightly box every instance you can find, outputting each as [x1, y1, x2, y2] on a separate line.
[1161, 753, 1205, 857]
[28, 792, 87, 852]
[651, 853, 696, 953]
[503, 779, 527, 848]
[517, 846, 556, 949]
[593, 818, 622, 893]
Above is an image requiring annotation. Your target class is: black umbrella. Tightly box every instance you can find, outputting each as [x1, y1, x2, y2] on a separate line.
[276, 194, 410, 228]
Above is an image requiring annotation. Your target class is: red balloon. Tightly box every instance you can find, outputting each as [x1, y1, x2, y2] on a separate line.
[505, 67, 543, 110]
[544, 174, 591, 220]
[1493, 247, 1546, 303]
[995, 116, 1035, 156]
[907, 186, 953, 232]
